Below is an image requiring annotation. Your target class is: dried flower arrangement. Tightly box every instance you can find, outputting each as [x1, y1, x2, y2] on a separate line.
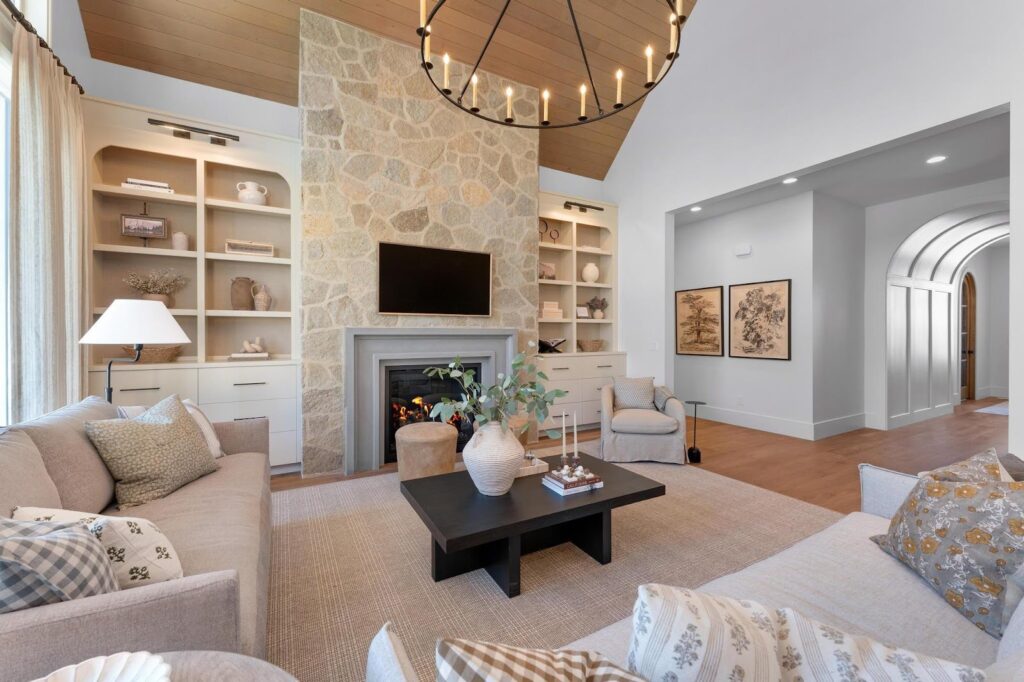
[123, 269, 188, 295]
[586, 296, 608, 314]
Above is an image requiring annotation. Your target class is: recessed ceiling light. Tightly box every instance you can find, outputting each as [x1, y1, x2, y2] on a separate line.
[782, 177, 799, 185]
[690, 206, 702, 213]
[926, 155, 947, 164]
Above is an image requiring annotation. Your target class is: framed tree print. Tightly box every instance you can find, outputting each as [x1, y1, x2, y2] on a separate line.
[675, 286, 724, 356]
[728, 279, 791, 360]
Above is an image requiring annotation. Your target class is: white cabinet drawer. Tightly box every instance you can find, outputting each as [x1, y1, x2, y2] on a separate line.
[198, 365, 296, 404]
[536, 354, 626, 380]
[577, 376, 613, 400]
[88, 368, 197, 406]
[269, 431, 299, 466]
[577, 399, 603, 425]
[539, 403, 578, 431]
[545, 380, 578, 405]
[199, 398, 296, 434]
[582, 355, 625, 378]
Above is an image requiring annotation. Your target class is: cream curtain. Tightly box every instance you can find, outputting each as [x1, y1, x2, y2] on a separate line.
[7, 24, 87, 422]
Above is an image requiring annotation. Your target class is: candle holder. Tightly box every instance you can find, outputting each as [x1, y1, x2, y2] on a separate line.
[442, 87, 452, 95]
[471, 106, 480, 113]
[541, 120, 550, 126]
[666, 51, 678, 60]
[504, 116, 515, 123]
[416, 26, 426, 36]
[644, 81, 655, 89]
[577, 116, 588, 122]
[423, 61, 434, 70]
[613, 102, 624, 109]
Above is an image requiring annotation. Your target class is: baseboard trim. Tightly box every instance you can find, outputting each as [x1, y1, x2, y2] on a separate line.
[887, 404, 954, 429]
[697, 405, 815, 440]
[977, 386, 1009, 400]
[812, 413, 866, 439]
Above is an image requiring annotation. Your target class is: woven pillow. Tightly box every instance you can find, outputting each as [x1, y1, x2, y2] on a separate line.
[872, 475, 1024, 636]
[626, 586, 985, 681]
[613, 377, 655, 410]
[13, 507, 183, 589]
[86, 395, 219, 508]
[119, 400, 223, 459]
[0, 518, 118, 614]
[437, 639, 642, 682]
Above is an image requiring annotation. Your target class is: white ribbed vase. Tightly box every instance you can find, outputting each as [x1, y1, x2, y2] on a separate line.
[461, 423, 525, 496]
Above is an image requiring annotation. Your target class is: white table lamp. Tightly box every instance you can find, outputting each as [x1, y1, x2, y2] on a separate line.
[79, 299, 191, 402]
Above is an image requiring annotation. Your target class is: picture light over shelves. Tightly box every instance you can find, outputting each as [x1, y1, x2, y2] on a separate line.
[147, 118, 240, 145]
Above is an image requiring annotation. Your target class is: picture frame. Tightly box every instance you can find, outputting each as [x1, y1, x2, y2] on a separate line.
[675, 286, 724, 356]
[121, 214, 168, 239]
[575, 306, 591, 319]
[728, 279, 792, 360]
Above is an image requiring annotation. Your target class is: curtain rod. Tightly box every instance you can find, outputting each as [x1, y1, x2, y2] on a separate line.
[1, 0, 84, 94]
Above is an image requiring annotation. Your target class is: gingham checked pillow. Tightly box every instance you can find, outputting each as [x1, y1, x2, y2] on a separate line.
[436, 639, 643, 682]
[0, 518, 118, 614]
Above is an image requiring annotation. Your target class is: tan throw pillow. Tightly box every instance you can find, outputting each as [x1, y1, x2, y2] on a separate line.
[613, 377, 655, 410]
[437, 639, 642, 682]
[12, 507, 183, 589]
[930, 448, 1010, 483]
[872, 475, 1024, 636]
[0, 429, 61, 517]
[85, 395, 219, 508]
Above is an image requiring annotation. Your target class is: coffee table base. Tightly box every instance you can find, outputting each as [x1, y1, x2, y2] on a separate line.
[432, 509, 611, 597]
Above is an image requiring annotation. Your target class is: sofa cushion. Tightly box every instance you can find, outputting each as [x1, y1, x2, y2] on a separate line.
[437, 639, 642, 682]
[701, 512, 999, 667]
[107, 451, 270, 657]
[613, 377, 655, 410]
[930, 448, 1008, 483]
[611, 409, 678, 435]
[999, 453, 1024, 482]
[86, 395, 219, 508]
[17, 396, 118, 514]
[0, 429, 61, 517]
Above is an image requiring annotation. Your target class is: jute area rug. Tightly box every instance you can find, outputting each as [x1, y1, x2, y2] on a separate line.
[267, 451, 840, 681]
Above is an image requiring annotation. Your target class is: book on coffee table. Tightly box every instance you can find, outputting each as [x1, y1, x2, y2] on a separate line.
[542, 468, 603, 496]
[542, 476, 604, 496]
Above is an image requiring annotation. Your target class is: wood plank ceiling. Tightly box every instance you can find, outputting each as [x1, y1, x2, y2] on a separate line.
[76, 0, 697, 179]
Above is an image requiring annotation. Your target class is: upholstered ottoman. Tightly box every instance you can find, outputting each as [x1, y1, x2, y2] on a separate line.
[396, 422, 458, 481]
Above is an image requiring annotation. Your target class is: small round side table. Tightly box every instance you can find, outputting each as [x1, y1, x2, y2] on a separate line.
[684, 400, 706, 464]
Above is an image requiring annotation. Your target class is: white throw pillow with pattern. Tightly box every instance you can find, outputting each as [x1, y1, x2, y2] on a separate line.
[626, 585, 986, 681]
[12, 507, 183, 589]
[613, 377, 656, 410]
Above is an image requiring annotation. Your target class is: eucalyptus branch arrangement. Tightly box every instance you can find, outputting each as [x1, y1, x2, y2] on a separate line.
[425, 346, 567, 439]
[123, 269, 188, 295]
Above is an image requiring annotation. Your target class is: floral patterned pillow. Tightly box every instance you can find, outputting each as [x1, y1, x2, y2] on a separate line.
[625, 586, 985, 681]
[930, 448, 1012, 483]
[12, 507, 183, 590]
[872, 476, 1024, 636]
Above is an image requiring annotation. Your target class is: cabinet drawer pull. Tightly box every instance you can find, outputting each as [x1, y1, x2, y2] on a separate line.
[233, 381, 267, 386]
[120, 387, 160, 392]
[552, 366, 570, 371]
[234, 416, 267, 421]
[597, 364, 613, 368]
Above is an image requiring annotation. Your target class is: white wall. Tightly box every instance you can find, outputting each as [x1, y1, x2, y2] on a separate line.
[539, 167, 609, 202]
[863, 178, 1009, 427]
[964, 243, 1010, 399]
[812, 194, 865, 436]
[601, 0, 1024, 451]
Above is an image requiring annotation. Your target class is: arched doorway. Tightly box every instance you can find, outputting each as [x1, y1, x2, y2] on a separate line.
[960, 273, 977, 401]
[885, 201, 1009, 428]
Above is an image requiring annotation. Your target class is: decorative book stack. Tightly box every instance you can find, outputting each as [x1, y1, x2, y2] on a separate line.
[541, 301, 564, 320]
[542, 467, 603, 496]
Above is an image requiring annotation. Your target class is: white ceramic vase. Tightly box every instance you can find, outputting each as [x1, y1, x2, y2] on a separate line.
[236, 181, 268, 205]
[593, 309, 605, 319]
[581, 262, 600, 283]
[171, 231, 189, 251]
[461, 422, 525, 496]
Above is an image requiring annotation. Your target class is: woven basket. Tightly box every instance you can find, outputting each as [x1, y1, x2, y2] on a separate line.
[122, 345, 182, 363]
[577, 339, 606, 353]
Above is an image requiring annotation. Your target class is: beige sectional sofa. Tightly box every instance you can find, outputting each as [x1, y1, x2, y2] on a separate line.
[0, 397, 271, 682]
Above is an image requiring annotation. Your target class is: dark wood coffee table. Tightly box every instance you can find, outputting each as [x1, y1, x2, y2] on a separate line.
[400, 453, 665, 597]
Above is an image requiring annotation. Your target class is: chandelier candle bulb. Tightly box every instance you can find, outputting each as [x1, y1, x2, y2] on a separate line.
[442, 53, 451, 93]
[579, 84, 587, 120]
[645, 45, 654, 86]
[676, 0, 683, 18]
[504, 86, 514, 122]
[541, 89, 550, 124]
[670, 14, 678, 56]
[419, 0, 426, 29]
[615, 69, 623, 107]
[424, 25, 431, 66]
[470, 74, 479, 111]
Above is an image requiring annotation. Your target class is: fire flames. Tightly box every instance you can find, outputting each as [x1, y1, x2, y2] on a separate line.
[392, 396, 463, 429]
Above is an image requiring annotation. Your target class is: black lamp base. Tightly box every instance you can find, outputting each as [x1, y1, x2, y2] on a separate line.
[687, 446, 702, 464]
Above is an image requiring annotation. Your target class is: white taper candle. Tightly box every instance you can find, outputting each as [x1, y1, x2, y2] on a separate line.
[424, 26, 431, 65]
[442, 53, 450, 90]
[471, 74, 479, 108]
[615, 69, 623, 104]
[645, 45, 653, 84]
[541, 89, 550, 122]
[505, 86, 513, 120]
[420, 0, 427, 28]
[573, 413, 578, 456]
[561, 411, 567, 459]
[579, 84, 587, 118]
[670, 14, 678, 55]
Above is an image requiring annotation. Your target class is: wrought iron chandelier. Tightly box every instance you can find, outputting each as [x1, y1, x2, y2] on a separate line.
[417, 0, 685, 129]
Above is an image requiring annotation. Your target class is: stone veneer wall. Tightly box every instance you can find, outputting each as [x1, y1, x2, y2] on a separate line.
[300, 11, 540, 475]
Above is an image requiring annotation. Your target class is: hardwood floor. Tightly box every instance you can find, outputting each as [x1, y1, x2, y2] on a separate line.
[272, 398, 1009, 514]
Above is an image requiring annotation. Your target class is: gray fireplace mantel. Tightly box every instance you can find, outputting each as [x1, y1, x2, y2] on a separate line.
[343, 328, 518, 474]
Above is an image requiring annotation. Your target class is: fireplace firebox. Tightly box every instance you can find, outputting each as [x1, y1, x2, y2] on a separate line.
[385, 363, 481, 463]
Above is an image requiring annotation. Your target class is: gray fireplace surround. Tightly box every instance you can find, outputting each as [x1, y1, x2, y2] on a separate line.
[343, 327, 518, 474]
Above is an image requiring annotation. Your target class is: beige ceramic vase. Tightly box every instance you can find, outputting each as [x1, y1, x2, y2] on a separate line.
[251, 283, 273, 312]
[230, 277, 255, 310]
[142, 292, 173, 307]
[461, 422, 525, 496]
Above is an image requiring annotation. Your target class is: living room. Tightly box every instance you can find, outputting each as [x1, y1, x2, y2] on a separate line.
[1, 1, 1023, 680]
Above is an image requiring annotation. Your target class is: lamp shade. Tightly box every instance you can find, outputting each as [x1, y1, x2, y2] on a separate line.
[79, 299, 191, 345]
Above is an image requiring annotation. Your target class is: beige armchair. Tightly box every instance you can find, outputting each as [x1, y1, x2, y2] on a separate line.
[600, 383, 687, 464]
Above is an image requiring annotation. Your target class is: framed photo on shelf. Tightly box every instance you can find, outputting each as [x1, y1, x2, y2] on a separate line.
[675, 286, 723, 356]
[728, 279, 791, 360]
[576, 306, 591, 319]
[121, 214, 167, 239]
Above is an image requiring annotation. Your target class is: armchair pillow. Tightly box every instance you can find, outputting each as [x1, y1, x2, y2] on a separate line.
[613, 377, 655, 410]
[12, 507, 183, 590]
[437, 639, 642, 682]
[653, 386, 675, 411]
[0, 518, 118, 614]
[85, 395, 219, 508]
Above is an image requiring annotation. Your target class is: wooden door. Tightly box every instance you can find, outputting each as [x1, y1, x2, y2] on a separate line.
[960, 273, 976, 400]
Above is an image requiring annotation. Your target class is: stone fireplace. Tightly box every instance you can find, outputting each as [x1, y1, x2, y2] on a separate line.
[342, 328, 517, 474]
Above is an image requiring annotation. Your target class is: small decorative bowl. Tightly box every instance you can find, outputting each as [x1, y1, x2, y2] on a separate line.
[577, 339, 605, 353]
[122, 345, 182, 363]
[33, 651, 170, 682]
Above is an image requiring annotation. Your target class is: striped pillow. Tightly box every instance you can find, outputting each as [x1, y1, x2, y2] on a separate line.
[613, 377, 655, 410]
[437, 639, 642, 682]
[0, 518, 118, 614]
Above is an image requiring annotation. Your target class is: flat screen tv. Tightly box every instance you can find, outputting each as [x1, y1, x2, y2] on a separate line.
[378, 242, 492, 316]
